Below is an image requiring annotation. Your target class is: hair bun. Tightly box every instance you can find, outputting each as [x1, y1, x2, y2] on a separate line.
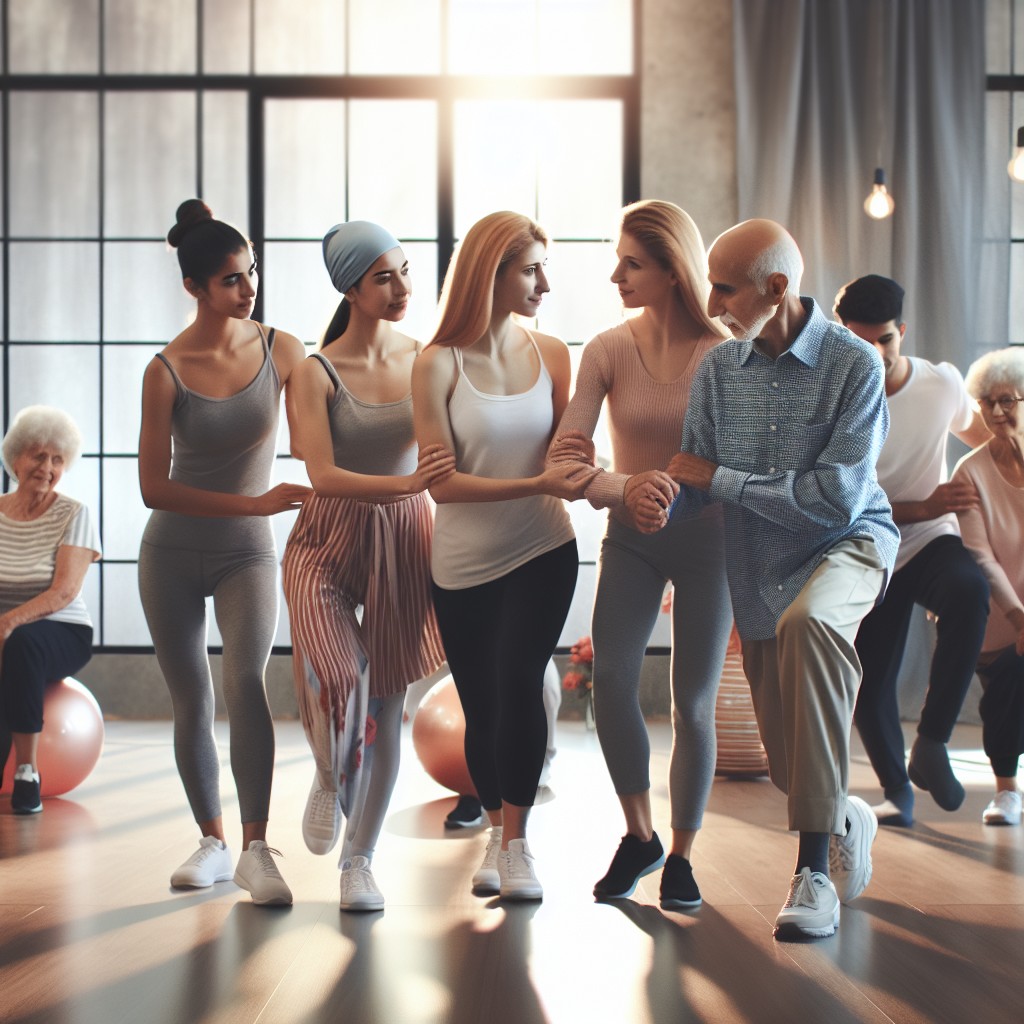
[167, 199, 214, 247]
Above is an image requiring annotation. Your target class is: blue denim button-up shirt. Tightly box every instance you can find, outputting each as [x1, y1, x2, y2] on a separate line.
[673, 298, 898, 641]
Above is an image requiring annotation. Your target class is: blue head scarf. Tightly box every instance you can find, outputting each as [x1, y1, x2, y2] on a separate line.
[322, 221, 402, 294]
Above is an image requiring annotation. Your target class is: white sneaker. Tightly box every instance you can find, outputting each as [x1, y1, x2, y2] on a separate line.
[828, 795, 878, 903]
[499, 838, 543, 901]
[774, 867, 840, 940]
[983, 790, 1022, 826]
[471, 826, 503, 895]
[339, 855, 385, 912]
[303, 777, 342, 855]
[233, 841, 293, 905]
[170, 836, 234, 889]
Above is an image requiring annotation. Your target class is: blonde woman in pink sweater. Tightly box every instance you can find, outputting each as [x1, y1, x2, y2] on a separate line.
[549, 201, 732, 908]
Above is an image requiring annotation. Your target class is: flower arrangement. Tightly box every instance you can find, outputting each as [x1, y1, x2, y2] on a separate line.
[562, 635, 593, 694]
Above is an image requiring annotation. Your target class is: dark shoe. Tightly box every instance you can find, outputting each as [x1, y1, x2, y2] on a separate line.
[908, 735, 965, 811]
[594, 832, 665, 899]
[445, 794, 485, 830]
[11, 765, 42, 815]
[659, 854, 702, 909]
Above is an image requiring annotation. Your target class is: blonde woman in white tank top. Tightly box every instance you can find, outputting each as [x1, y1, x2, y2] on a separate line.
[412, 212, 598, 901]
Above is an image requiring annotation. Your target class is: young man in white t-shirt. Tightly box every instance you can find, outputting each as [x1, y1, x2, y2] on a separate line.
[834, 275, 992, 826]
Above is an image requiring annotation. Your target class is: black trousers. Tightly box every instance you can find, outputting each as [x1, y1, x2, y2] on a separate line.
[432, 540, 578, 810]
[854, 535, 989, 791]
[976, 648, 1024, 777]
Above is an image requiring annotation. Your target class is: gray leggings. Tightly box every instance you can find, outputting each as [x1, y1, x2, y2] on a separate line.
[592, 510, 732, 831]
[138, 541, 279, 824]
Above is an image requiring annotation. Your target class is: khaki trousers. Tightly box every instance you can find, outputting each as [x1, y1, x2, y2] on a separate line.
[741, 538, 886, 834]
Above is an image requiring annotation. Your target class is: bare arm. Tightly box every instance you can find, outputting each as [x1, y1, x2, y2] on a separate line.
[138, 357, 310, 517]
[411, 345, 597, 504]
[288, 356, 455, 499]
[0, 545, 97, 641]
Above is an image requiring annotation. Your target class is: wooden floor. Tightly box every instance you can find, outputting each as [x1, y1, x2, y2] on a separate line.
[1, 717, 1022, 1024]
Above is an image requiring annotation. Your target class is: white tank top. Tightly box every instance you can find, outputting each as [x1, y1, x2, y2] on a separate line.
[431, 334, 575, 589]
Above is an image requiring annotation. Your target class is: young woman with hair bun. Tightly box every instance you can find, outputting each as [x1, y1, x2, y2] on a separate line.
[281, 221, 455, 911]
[138, 199, 310, 905]
[412, 211, 597, 902]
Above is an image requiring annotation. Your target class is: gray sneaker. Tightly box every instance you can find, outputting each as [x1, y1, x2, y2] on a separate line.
[498, 838, 543, 901]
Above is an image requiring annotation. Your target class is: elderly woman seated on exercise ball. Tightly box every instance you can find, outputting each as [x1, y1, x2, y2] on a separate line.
[0, 406, 100, 814]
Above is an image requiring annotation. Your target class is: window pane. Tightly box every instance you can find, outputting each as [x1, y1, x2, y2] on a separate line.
[8, 0, 100, 73]
[104, 0, 196, 74]
[448, 0, 538, 74]
[349, 101, 438, 238]
[1011, 94, 1024, 240]
[102, 458, 150, 561]
[9, 93, 99, 238]
[454, 101, 538, 235]
[104, 93, 197, 239]
[8, 344, 100, 452]
[538, 0, 632, 74]
[201, 92, 249, 231]
[9, 243, 100, 342]
[537, 101, 622, 238]
[986, 0, 1011, 73]
[254, 0, 345, 74]
[103, 345, 162, 453]
[537, 241, 621, 344]
[102, 563, 151, 646]
[566, 496, 604, 563]
[262, 242, 340, 345]
[349, 0, 441, 74]
[1011, 245, 1024, 346]
[104, 243, 195, 342]
[202, 0, 251, 74]
[398, 242, 439, 344]
[56, 457, 100, 530]
[264, 100, 346, 238]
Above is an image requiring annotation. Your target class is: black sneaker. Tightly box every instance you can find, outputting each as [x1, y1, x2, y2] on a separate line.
[12, 766, 42, 815]
[594, 832, 665, 898]
[445, 794, 484, 830]
[660, 854, 702, 909]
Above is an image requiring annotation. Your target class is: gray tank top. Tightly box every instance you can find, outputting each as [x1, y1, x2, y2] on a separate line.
[141, 326, 281, 552]
[311, 352, 418, 477]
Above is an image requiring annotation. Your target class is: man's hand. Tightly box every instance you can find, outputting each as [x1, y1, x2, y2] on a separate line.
[666, 452, 717, 492]
[924, 479, 980, 517]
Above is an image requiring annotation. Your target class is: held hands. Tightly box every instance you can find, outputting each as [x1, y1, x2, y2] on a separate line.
[925, 479, 981, 517]
[666, 452, 717, 492]
[547, 429, 596, 467]
[251, 482, 313, 516]
[624, 471, 679, 534]
[411, 443, 457, 492]
[539, 460, 601, 501]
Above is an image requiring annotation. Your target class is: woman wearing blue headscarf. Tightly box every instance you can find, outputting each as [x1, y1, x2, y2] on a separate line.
[281, 222, 455, 911]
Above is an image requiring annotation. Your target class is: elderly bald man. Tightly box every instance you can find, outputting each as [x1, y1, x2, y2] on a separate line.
[664, 219, 899, 941]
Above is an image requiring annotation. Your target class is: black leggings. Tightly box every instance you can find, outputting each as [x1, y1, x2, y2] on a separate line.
[0, 620, 94, 732]
[432, 540, 578, 810]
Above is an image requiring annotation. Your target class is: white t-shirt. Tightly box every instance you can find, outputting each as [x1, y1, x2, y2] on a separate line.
[0, 493, 101, 627]
[876, 357, 975, 572]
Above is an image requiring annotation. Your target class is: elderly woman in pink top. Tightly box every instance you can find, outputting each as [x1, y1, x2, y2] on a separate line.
[952, 346, 1024, 827]
[549, 200, 732, 908]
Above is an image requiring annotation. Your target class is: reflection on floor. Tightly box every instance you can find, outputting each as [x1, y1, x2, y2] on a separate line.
[1, 718, 1022, 1024]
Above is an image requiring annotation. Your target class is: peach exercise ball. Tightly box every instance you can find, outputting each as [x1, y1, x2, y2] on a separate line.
[1, 678, 104, 798]
[411, 676, 476, 796]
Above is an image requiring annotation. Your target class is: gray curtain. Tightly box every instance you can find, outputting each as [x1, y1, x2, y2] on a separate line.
[732, 0, 990, 370]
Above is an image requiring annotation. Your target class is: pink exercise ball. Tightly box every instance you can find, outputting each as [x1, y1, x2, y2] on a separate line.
[412, 676, 476, 796]
[1, 678, 104, 798]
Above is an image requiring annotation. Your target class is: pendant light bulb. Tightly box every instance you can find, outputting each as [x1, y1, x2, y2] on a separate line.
[863, 167, 895, 220]
[1008, 127, 1024, 182]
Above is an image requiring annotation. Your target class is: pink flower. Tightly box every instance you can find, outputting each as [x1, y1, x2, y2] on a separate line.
[365, 715, 377, 747]
[562, 671, 584, 691]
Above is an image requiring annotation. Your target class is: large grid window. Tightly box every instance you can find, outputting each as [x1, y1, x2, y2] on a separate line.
[1, 0, 640, 651]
